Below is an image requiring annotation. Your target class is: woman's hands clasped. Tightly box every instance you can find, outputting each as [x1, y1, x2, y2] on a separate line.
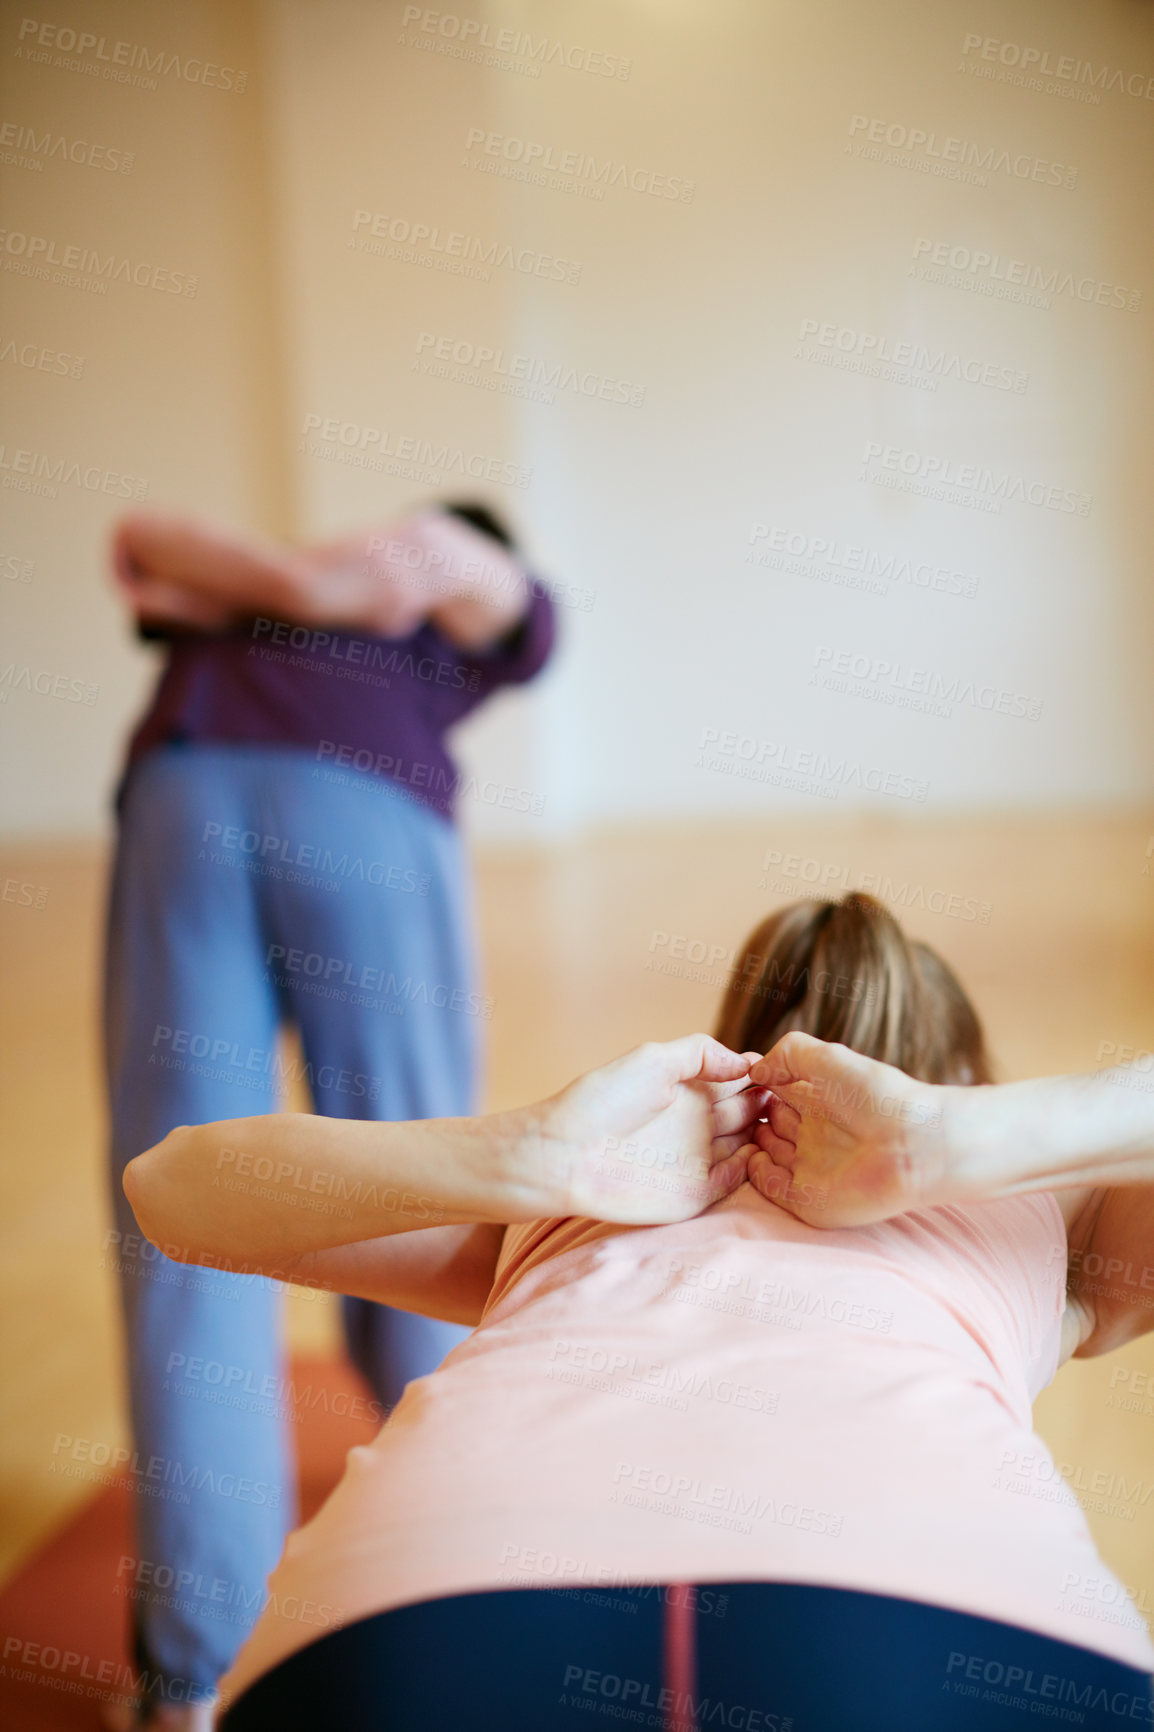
[533, 1035, 769, 1225]
[737, 1032, 954, 1228]
[532, 1029, 954, 1231]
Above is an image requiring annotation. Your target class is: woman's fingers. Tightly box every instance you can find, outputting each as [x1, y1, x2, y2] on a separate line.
[702, 1073, 757, 1105]
[709, 1092, 796, 1164]
[749, 1032, 868, 1112]
[749, 1031, 828, 1091]
[709, 1083, 770, 1139]
[601, 1037, 747, 1119]
[709, 1130, 755, 1161]
[766, 1095, 800, 1142]
[704, 1148, 749, 1203]
[751, 1033, 916, 1129]
[746, 1145, 799, 1202]
[748, 1121, 799, 1165]
[661, 1034, 753, 1086]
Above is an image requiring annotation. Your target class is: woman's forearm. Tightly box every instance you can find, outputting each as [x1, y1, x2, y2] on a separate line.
[747, 1035, 1154, 1228]
[123, 1107, 562, 1272]
[125, 1035, 762, 1281]
[943, 1067, 1154, 1202]
[288, 1224, 507, 1324]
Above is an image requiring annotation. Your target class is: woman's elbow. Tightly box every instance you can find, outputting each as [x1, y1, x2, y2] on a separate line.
[122, 1146, 159, 1235]
[122, 1127, 189, 1254]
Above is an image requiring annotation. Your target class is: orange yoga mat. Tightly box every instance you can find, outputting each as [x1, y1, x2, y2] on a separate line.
[0, 1358, 382, 1731]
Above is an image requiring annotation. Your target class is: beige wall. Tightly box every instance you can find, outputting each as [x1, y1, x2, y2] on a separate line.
[0, 0, 289, 833]
[2, 0, 1154, 839]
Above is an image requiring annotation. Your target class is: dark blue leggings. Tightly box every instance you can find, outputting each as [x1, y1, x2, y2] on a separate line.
[222, 1581, 1153, 1732]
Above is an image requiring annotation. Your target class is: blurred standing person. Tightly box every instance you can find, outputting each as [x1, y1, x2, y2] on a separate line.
[103, 502, 554, 1728]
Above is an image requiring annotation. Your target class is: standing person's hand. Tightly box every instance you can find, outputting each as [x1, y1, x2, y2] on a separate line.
[533, 1034, 768, 1225]
[741, 1032, 952, 1226]
[311, 510, 528, 648]
[295, 512, 452, 640]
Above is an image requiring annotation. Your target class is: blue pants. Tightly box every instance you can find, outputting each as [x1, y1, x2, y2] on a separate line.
[104, 744, 479, 1697]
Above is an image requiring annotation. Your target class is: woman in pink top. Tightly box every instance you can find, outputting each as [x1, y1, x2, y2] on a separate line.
[126, 895, 1154, 1731]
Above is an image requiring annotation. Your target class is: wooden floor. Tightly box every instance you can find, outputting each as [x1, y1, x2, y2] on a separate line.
[4, 811, 1154, 1628]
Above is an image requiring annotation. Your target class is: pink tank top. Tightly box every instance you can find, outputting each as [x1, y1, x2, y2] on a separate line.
[220, 1185, 1154, 1706]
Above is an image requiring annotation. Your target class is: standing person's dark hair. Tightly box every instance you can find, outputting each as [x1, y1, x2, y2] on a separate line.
[441, 500, 517, 551]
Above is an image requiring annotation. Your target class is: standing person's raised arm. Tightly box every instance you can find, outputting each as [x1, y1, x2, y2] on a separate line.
[110, 506, 534, 647]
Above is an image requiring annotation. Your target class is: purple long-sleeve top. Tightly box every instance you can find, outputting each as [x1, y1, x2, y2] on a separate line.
[122, 587, 555, 821]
